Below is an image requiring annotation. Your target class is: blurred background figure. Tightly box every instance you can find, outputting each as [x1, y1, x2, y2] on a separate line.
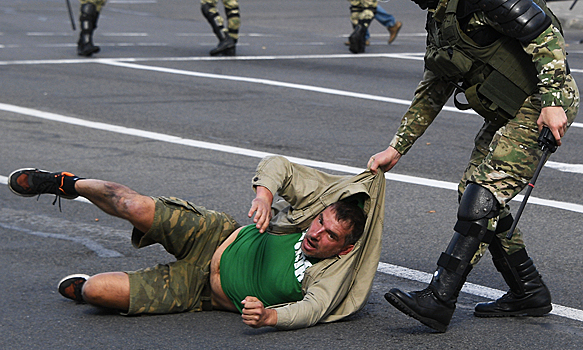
[347, 0, 378, 53]
[346, 4, 403, 47]
[76, 0, 105, 56]
[201, 0, 240, 56]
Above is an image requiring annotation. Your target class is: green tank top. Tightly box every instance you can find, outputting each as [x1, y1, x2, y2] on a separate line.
[220, 225, 319, 312]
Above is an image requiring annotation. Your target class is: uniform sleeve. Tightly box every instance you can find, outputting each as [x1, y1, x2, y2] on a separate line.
[389, 69, 455, 155]
[272, 259, 354, 330]
[252, 155, 344, 209]
[521, 24, 569, 108]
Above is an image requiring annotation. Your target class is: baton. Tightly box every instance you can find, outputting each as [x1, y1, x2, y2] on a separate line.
[570, 0, 578, 10]
[66, 0, 76, 31]
[506, 127, 558, 239]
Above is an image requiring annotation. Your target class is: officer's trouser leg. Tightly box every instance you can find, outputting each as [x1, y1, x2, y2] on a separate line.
[201, 0, 236, 56]
[223, 0, 240, 42]
[385, 183, 498, 332]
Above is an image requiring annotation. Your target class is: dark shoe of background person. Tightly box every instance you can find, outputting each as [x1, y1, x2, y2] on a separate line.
[348, 24, 367, 54]
[8, 168, 80, 199]
[385, 287, 454, 333]
[58, 274, 90, 302]
[344, 40, 370, 46]
[210, 36, 236, 56]
[388, 21, 402, 44]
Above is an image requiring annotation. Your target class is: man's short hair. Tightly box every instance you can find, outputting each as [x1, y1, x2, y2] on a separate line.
[328, 200, 366, 246]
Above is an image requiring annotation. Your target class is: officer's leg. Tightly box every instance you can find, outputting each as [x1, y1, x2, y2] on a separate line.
[468, 83, 578, 316]
[224, 0, 240, 43]
[348, 0, 377, 53]
[201, 0, 236, 56]
[385, 183, 499, 332]
[77, 0, 105, 56]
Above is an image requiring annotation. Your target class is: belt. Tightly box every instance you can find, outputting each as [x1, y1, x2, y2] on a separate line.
[200, 279, 213, 311]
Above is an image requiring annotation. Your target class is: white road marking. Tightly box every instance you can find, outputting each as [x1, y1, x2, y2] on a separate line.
[3, 54, 580, 129]
[0, 222, 122, 258]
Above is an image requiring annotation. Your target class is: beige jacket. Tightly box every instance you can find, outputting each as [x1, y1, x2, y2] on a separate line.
[251, 156, 386, 330]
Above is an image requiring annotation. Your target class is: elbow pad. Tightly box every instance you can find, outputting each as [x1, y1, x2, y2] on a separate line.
[469, 0, 552, 43]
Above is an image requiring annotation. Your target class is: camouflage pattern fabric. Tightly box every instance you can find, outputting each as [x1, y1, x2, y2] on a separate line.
[79, 0, 107, 12]
[201, 0, 240, 40]
[388, 15, 579, 262]
[125, 196, 239, 315]
[348, 0, 378, 27]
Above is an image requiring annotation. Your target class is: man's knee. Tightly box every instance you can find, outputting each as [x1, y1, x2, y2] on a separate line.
[124, 195, 155, 233]
[82, 272, 130, 310]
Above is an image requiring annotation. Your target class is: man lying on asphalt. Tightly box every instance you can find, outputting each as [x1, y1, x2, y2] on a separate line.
[8, 155, 385, 330]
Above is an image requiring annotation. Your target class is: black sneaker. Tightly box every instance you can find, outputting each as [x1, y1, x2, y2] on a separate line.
[8, 168, 79, 199]
[58, 274, 90, 302]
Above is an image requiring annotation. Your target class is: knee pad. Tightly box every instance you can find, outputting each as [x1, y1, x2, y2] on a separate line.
[455, 183, 499, 243]
[437, 184, 500, 275]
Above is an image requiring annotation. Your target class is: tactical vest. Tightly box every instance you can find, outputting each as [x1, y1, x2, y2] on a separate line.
[424, 0, 562, 123]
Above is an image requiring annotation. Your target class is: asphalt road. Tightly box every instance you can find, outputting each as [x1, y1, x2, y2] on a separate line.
[1, 0, 583, 349]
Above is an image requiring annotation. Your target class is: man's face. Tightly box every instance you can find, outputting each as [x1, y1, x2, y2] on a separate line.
[301, 206, 355, 259]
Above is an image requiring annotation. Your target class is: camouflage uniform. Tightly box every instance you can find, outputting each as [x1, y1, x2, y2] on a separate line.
[389, 17, 579, 262]
[348, 0, 379, 27]
[201, 0, 241, 41]
[126, 197, 239, 315]
[76, 0, 106, 56]
[381, 0, 579, 331]
[79, 0, 107, 12]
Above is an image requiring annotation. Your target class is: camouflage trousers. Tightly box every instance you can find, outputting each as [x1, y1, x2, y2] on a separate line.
[201, 0, 240, 40]
[125, 197, 239, 315]
[348, 0, 378, 27]
[79, 0, 107, 12]
[460, 75, 579, 265]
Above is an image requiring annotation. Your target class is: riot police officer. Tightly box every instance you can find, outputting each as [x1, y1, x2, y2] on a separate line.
[368, 0, 579, 332]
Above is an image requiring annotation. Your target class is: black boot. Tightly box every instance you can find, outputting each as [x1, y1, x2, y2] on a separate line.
[77, 3, 100, 57]
[474, 239, 552, 317]
[385, 183, 499, 332]
[201, 3, 236, 56]
[385, 238, 474, 332]
[348, 24, 367, 54]
[209, 34, 236, 56]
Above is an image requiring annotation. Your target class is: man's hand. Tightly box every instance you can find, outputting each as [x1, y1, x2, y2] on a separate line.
[248, 186, 273, 233]
[241, 296, 277, 328]
[538, 106, 568, 146]
[368, 146, 402, 174]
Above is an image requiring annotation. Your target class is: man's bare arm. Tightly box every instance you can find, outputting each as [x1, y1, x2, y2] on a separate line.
[248, 186, 273, 233]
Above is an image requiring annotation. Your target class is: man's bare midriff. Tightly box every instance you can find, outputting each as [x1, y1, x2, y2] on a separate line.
[209, 226, 243, 312]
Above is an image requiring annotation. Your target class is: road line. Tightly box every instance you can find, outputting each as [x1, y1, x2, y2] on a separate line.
[1, 104, 583, 323]
[106, 59, 583, 128]
[1, 53, 582, 129]
[0, 222, 123, 258]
